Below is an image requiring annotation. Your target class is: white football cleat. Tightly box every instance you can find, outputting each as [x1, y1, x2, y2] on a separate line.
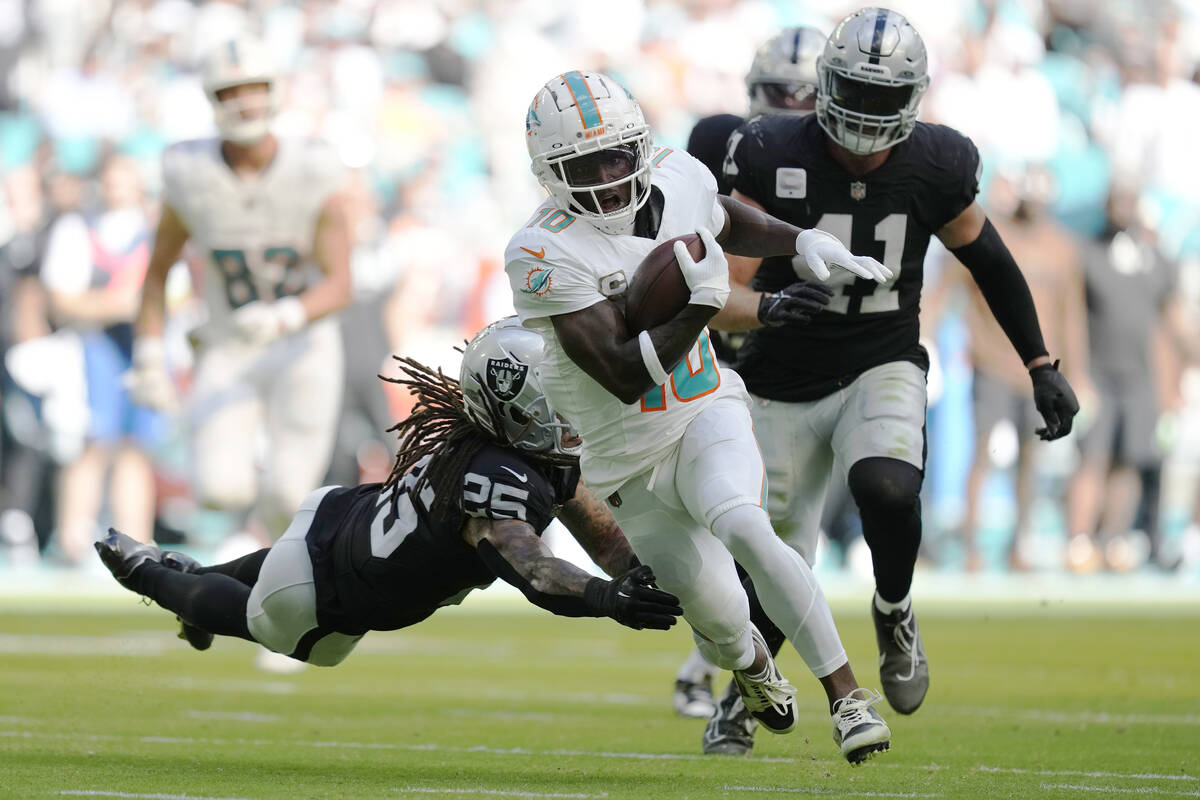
[832, 688, 892, 764]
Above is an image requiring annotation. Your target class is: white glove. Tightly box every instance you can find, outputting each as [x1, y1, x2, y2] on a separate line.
[125, 337, 177, 413]
[674, 227, 729, 310]
[795, 228, 893, 283]
[230, 297, 307, 346]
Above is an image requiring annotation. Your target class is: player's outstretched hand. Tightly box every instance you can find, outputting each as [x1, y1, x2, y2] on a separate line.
[758, 280, 835, 327]
[588, 564, 683, 631]
[675, 227, 730, 310]
[795, 228, 893, 283]
[1030, 360, 1080, 440]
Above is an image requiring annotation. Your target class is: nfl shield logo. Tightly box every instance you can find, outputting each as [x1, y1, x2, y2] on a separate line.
[850, 181, 867, 201]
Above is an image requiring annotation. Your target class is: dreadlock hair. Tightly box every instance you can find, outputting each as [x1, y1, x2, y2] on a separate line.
[380, 354, 577, 522]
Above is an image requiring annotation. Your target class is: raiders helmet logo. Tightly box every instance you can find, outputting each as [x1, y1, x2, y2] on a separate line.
[486, 358, 529, 401]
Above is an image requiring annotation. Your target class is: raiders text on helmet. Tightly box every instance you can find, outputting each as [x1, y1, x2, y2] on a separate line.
[525, 71, 652, 236]
[460, 317, 580, 457]
[746, 26, 827, 118]
[816, 8, 930, 155]
[202, 35, 280, 145]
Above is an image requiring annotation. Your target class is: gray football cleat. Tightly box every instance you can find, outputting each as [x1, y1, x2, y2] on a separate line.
[872, 597, 929, 714]
[832, 688, 891, 764]
[161, 550, 214, 652]
[702, 680, 758, 755]
[94, 528, 162, 593]
[673, 676, 717, 719]
[731, 627, 797, 734]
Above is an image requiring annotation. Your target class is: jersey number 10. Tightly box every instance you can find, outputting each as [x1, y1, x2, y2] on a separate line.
[640, 331, 721, 412]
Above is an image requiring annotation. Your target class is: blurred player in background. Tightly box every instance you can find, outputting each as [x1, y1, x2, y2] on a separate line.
[706, 7, 1080, 752]
[674, 25, 829, 724]
[126, 34, 351, 671]
[40, 154, 160, 564]
[97, 320, 682, 667]
[128, 35, 351, 544]
[509, 69, 893, 763]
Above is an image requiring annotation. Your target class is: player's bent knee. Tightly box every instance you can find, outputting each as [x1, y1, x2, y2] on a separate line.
[847, 457, 922, 516]
[709, 503, 779, 564]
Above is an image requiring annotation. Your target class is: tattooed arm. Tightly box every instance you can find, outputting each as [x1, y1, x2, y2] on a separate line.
[556, 482, 639, 577]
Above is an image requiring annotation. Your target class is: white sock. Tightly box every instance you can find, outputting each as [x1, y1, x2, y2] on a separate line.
[874, 591, 912, 615]
[676, 647, 717, 683]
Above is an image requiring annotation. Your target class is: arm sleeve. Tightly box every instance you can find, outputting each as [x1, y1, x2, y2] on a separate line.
[40, 214, 91, 293]
[950, 218, 1048, 365]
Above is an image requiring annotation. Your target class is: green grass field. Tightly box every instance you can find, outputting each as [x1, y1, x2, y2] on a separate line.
[1, 594, 1198, 800]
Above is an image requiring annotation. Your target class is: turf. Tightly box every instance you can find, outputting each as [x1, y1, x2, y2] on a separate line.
[1, 597, 1197, 800]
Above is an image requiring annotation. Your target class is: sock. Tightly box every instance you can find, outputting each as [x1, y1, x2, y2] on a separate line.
[138, 562, 255, 641]
[676, 648, 717, 683]
[874, 590, 911, 615]
[195, 548, 270, 586]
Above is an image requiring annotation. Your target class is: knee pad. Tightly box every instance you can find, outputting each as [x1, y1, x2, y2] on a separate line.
[847, 457, 922, 518]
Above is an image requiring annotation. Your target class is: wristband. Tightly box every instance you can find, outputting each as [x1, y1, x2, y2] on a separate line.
[638, 330, 670, 386]
[275, 296, 308, 334]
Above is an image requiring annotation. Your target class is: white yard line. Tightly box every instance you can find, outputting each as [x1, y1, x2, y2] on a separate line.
[1040, 783, 1200, 797]
[394, 788, 607, 799]
[980, 766, 1197, 782]
[723, 786, 939, 798]
[58, 792, 252, 800]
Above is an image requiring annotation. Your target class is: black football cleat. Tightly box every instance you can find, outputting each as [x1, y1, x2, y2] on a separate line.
[162, 550, 214, 652]
[94, 528, 163, 594]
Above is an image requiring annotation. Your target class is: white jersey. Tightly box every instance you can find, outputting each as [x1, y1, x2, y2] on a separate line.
[505, 145, 748, 500]
[162, 137, 346, 323]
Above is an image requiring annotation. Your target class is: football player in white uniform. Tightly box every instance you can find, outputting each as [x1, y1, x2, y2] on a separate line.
[129, 35, 351, 543]
[506, 70, 893, 763]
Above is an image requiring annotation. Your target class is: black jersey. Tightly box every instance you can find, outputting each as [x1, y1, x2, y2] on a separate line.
[305, 443, 580, 635]
[727, 115, 981, 401]
[687, 113, 745, 197]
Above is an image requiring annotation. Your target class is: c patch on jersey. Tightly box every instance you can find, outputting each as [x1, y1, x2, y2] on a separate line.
[775, 168, 807, 199]
[486, 358, 529, 401]
[599, 270, 627, 297]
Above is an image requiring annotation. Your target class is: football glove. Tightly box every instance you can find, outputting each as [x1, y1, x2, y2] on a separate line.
[757, 280, 835, 327]
[230, 297, 307, 346]
[1030, 359, 1080, 441]
[674, 227, 730, 310]
[795, 228, 892, 283]
[125, 337, 177, 413]
[584, 564, 683, 631]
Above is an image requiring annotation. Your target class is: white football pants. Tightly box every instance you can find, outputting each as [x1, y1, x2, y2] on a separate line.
[608, 395, 847, 677]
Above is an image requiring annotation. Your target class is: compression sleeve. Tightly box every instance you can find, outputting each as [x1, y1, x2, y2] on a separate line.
[950, 218, 1049, 365]
[475, 539, 606, 618]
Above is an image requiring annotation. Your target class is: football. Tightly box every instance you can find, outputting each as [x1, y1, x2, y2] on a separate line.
[623, 233, 703, 332]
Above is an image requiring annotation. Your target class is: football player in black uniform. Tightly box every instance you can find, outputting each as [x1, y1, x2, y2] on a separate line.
[95, 318, 683, 668]
[701, 6, 1080, 751]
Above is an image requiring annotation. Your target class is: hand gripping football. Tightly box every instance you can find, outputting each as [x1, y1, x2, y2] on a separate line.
[623, 234, 704, 332]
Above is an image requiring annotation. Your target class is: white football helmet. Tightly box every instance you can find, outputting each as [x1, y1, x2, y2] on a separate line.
[202, 35, 280, 145]
[746, 27, 827, 118]
[816, 8, 930, 155]
[459, 317, 580, 457]
[526, 71, 652, 236]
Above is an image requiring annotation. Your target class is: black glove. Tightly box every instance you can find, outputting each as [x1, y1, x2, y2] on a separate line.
[1030, 359, 1080, 441]
[584, 564, 683, 631]
[757, 281, 835, 327]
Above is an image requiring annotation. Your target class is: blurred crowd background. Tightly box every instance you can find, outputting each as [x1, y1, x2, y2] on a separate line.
[1, 0, 1199, 579]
